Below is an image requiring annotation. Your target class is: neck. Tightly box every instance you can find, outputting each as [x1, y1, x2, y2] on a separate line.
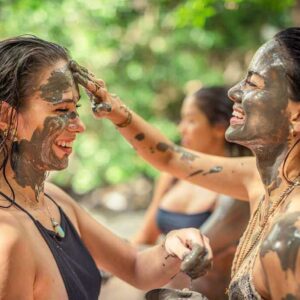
[0, 150, 46, 206]
[253, 139, 300, 197]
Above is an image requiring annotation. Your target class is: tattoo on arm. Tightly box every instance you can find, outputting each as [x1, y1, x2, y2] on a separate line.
[156, 142, 199, 162]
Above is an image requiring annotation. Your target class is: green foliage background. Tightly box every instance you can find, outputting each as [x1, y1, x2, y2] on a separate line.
[0, 0, 296, 193]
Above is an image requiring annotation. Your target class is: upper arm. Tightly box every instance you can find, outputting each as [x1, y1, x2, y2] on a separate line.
[260, 212, 300, 299]
[167, 149, 258, 201]
[0, 222, 34, 299]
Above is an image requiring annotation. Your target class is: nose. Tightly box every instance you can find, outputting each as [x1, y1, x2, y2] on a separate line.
[67, 117, 86, 133]
[228, 83, 243, 103]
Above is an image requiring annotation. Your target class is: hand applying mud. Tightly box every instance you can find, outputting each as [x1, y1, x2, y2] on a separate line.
[69, 60, 130, 126]
[164, 228, 213, 280]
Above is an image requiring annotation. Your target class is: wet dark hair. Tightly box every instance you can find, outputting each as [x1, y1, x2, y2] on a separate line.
[274, 27, 300, 102]
[0, 35, 70, 206]
[192, 86, 251, 157]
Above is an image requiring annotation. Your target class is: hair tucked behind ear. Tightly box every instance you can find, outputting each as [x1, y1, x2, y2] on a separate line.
[0, 35, 70, 206]
[192, 86, 252, 157]
[275, 27, 300, 102]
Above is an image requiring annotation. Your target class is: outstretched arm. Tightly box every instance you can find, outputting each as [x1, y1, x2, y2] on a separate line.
[71, 61, 260, 201]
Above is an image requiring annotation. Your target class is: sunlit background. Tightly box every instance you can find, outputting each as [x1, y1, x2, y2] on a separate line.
[0, 0, 298, 201]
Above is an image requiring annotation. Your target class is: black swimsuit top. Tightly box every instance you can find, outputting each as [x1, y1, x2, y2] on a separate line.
[13, 194, 101, 300]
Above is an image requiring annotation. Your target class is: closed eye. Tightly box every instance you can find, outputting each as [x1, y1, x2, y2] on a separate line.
[245, 79, 257, 88]
[56, 108, 69, 112]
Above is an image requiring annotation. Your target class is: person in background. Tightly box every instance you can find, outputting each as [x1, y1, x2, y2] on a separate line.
[74, 27, 300, 299]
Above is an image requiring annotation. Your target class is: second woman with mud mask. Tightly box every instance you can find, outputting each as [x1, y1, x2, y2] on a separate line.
[73, 27, 300, 299]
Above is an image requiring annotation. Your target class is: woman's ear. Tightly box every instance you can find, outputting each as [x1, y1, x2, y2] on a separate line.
[288, 101, 300, 134]
[0, 101, 17, 132]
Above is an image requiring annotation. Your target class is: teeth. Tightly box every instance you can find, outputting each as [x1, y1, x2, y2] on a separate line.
[233, 111, 244, 119]
[56, 141, 73, 148]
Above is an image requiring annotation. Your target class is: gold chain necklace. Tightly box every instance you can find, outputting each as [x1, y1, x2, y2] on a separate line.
[231, 179, 300, 277]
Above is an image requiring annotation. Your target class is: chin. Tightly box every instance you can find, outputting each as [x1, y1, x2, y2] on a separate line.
[225, 126, 253, 148]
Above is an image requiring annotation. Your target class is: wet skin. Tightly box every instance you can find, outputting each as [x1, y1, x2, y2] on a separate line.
[261, 211, 300, 273]
[146, 288, 208, 300]
[226, 40, 293, 192]
[180, 244, 212, 279]
[12, 63, 83, 200]
[226, 39, 291, 148]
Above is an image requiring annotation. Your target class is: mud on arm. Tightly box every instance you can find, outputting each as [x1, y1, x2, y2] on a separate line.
[260, 211, 300, 299]
[70, 61, 257, 201]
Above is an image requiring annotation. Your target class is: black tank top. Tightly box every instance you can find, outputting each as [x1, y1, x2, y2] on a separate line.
[12, 194, 101, 300]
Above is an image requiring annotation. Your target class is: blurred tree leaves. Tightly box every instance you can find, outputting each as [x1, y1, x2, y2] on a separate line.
[0, 0, 296, 193]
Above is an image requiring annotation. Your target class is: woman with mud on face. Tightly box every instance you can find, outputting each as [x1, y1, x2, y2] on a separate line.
[74, 27, 300, 299]
[0, 35, 212, 300]
[129, 86, 250, 299]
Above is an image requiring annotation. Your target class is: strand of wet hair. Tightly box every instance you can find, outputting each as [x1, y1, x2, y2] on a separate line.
[282, 137, 300, 184]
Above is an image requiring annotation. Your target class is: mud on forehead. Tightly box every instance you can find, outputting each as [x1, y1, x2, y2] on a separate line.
[39, 65, 75, 104]
[249, 39, 293, 75]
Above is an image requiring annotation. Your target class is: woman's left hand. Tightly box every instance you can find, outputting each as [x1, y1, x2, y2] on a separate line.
[164, 228, 213, 279]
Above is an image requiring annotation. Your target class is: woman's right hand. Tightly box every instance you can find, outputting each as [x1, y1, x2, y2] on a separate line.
[69, 60, 130, 126]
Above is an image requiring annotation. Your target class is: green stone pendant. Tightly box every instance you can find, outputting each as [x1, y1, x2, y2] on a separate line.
[51, 218, 65, 239]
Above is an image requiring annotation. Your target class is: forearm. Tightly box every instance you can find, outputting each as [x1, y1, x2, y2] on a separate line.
[132, 243, 180, 290]
[111, 109, 252, 200]
[113, 111, 174, 171]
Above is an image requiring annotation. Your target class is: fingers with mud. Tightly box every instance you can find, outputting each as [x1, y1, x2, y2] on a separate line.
[180, 243, 212, 279]
[69, 60, 112, 113]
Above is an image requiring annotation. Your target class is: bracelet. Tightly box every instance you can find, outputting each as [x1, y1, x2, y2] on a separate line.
[115, 105, 132, 128]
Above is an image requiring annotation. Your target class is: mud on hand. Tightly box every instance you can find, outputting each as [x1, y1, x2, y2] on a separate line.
[180, 243, 212, 280]
[69, 60, 118, 117]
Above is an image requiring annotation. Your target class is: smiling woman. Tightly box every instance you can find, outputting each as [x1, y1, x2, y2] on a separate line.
[75, 27, 300, 299]
[0, 36, 211, 300]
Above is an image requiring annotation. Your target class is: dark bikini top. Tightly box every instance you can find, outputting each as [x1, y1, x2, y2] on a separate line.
[12, 194, 101, 300]
[156, 208, 211, 235]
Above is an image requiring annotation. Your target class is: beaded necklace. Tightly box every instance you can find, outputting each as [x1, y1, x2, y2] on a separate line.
[231, 179, 300, 278]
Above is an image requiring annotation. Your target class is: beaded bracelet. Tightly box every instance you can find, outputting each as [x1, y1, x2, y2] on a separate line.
[116, 105, 132, 128]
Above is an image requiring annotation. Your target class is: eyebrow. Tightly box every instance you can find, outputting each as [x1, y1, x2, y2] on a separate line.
[248, 70, 259, 77]
[52, 97, 81, 106]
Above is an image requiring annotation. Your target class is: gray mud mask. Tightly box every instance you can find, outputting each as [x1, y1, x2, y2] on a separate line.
[145, 288, 208, 300]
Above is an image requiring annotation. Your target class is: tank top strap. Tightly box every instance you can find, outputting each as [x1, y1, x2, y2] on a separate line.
[44, 192, 60, 209]
[0, 190, 36, 222]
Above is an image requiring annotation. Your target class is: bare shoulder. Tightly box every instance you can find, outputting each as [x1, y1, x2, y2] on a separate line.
[0, 209, 32, 251]
[0, 210, 35, 296]
[259, 211, 300, 298]
[45, 181, 80, 212]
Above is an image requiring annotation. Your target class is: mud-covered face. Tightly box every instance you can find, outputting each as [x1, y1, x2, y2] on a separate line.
[225, 39, 292, 149]
[15, 60, 85, 173]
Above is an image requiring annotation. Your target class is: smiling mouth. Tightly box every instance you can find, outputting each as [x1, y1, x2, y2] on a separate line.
[54, 140, 74, 155]
[230, 105, 245, 126]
